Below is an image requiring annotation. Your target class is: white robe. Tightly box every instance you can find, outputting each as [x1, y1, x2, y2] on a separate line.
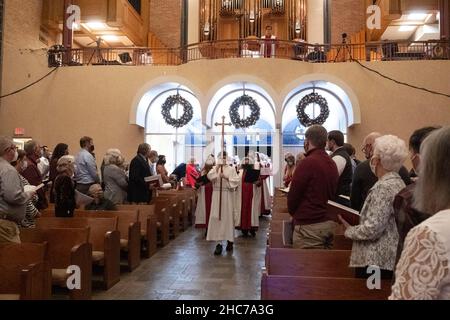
[260, 35, 277, 58]
[234, 170, 262, 228]
[206, 165, 240, 242]
[194, 185, 207, 226]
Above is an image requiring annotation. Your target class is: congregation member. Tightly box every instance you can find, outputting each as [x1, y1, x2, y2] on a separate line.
[236, 156, 262, 238]
[37, 145, 51, 181]
[171, 163, 187, 182]
[194, 155, 215, 233]
[339, 135, 408, 279]
[283, 153, 295, 188]
[54, 155, 77, 218]
[390, 127, 450, 300]
[85, 184, 117, 211]
[74, 136, 100, 195]
[11, 150, 40, 228]
[327, 130, 353, 206]
[288, 125, 339, 249]
[393, 127, 438, 263]
[103, 149, 128, 205]
[186, 158, 200, 188]
[128, 143, 153, 204]
[351, 132, 411, 211]
[22, 140, 48, 210]
[0, 136, 35, 243]
[49, 143, 69, 203]
[343, 143, 360, 174]
[156, 155, 171, 183]
[148, 150, 159, 176]
[207, 152, 240, 255]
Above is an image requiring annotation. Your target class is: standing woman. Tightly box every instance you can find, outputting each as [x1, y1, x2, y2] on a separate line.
[54, 155, 77, 217]
[49, 143, 69, 203]
[390, 127, 450, 300]
[156, 155, 171, 184]
[283, 153, 296, 188]
[103, 149, 128, 205]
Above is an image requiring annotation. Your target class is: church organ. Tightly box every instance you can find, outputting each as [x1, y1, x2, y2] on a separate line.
[199, 0, 307, 42]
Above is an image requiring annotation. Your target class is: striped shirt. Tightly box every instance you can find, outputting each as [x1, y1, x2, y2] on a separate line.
[18, 175, 40, 228]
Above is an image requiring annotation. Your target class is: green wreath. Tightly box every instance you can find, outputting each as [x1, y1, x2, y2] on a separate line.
[296, 92, 330, 127]
[229, 95, 260, 129]
[161, 94, 193, 128]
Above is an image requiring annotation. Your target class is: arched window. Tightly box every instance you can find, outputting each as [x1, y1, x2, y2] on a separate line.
[282, 81, 352, 157]
[142, 83, 203, 172]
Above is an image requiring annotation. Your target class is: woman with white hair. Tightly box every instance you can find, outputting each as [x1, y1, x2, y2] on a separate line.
[390, 127, 450, 300]
[54, 155, 77, 217]
[103, 149, 128, 205]
[339, 135, 408, 279]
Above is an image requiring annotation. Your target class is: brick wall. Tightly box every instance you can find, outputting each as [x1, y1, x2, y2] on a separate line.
[149, 0, 182, 48]
[330, 0, 365, 44]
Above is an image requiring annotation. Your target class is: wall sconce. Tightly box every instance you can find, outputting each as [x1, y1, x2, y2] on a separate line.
[249, 10, 255, 23]
[204, 22, 210, 36]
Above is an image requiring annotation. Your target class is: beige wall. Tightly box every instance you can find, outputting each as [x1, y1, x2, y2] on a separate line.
[2, 0, 450, 172]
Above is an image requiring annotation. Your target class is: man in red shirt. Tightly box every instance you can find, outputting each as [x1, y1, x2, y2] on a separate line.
[287, 125, 339, 249]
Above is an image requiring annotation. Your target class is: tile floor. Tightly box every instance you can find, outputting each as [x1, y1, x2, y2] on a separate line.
[93, 217, 270, 300]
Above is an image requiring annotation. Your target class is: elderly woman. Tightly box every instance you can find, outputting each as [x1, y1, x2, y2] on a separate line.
[390, 127, 450, 300]
[339, 135, 408, 279]
[103, 149, 128, 205]
[283, 153, 296, 188]
[54, 155, 77, 218]
[11, 150, 40, 228]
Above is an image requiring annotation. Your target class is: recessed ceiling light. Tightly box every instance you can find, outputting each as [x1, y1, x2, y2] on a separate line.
[102, 35, 120, 42]
[408, 13, 428, 21]
[399, 25, 416, 32]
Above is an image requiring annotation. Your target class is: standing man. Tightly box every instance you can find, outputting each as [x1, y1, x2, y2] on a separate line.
[148, 150, 159, 176]
[287, 125, 339, 249]
[22, 140, 48, 210]
[38, 145, 51, 181]
[74, 136, 100, 195]
[351, 132, 411, 211]
[260, 25, 277, 58]
[0, 136, 35, 243]
[128, 143, 153, 204]
[327, 130, 353, 206]
[207, 152, 240, 255]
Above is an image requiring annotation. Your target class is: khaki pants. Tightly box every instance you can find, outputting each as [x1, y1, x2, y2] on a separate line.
[293, 220, 337, 249]
[0, 219, 21, 243]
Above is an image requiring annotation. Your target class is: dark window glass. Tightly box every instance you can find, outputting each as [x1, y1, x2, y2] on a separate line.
[128, 0, 141, 14]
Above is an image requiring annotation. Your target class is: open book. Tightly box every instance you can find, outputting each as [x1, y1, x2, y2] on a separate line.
[282, 220, 293, 246]
[145, 175, 163, 188]
[327, 200, 360, 226]
[75, 190, 94, 207]
[278, 187, 290, 194]
[24, 183, 45, 193]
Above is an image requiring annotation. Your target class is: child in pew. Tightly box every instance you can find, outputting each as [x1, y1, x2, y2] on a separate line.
[84, 184, 117, 211]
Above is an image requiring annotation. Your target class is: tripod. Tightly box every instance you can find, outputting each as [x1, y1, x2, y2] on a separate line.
[87, 38, 105, 65]
[333, 36, 350, 63]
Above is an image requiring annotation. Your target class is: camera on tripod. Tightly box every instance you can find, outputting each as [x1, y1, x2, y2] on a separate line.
[341, 33, 348, 44]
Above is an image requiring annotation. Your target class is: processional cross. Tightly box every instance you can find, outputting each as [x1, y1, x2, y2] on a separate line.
[214, 116, 232, 220]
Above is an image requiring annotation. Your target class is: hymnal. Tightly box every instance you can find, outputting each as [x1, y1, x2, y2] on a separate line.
[145, 175, 163, 187]
[75, 190, 94, 207]
[24, 183, 45, 193]
[244, 169, 260, 183]
[327, 200, 360, 226]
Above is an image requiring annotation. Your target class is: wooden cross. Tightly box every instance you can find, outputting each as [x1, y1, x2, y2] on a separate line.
[214, 116, 232, 220]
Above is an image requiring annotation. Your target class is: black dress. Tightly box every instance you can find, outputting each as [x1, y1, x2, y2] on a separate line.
[54, 173, 76, 217]
[127, 154, 152, 204]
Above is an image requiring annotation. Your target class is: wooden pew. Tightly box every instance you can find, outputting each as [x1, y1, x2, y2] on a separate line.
[265, 248, 354, 278]
[152, 197, 174, 244]
[156, 194, 182, 236]
[0, 242, 51, 300]
[20, 227, 92, 300]
[36, 217, 121, 290]
[261, 273, 391, 300]
[117, 204, 158, 258]
[76, 210, 141, 272]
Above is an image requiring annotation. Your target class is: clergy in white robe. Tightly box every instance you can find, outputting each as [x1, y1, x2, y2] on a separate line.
[206, 160, 240, 254]
[235, 158, 262, 237]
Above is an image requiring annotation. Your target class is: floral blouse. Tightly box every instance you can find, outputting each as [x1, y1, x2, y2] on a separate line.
[390, 209, 450, 300]
[345, 172, 405, 271]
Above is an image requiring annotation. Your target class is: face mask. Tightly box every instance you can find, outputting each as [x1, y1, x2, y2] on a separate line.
[12, 150, 19, 163]
[369, 158, 377, 176]
[90, 145, 95, 152]
[287, 161, 294, 166]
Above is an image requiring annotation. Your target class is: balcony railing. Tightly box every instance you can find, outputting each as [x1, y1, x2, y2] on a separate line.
[48, 39, 450, 67]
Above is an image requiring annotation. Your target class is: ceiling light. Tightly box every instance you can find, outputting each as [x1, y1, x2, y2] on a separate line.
[85, 22, 107, 30]
[102, 35, 120, 42]
[408, 13, 428, 21]
[399, 26, 416, 32]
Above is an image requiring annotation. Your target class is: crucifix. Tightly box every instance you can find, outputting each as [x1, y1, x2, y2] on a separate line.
[214, 116, 232, 220]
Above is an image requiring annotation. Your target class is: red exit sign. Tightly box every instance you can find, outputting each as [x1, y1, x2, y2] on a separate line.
[14, 128, 25, 136]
